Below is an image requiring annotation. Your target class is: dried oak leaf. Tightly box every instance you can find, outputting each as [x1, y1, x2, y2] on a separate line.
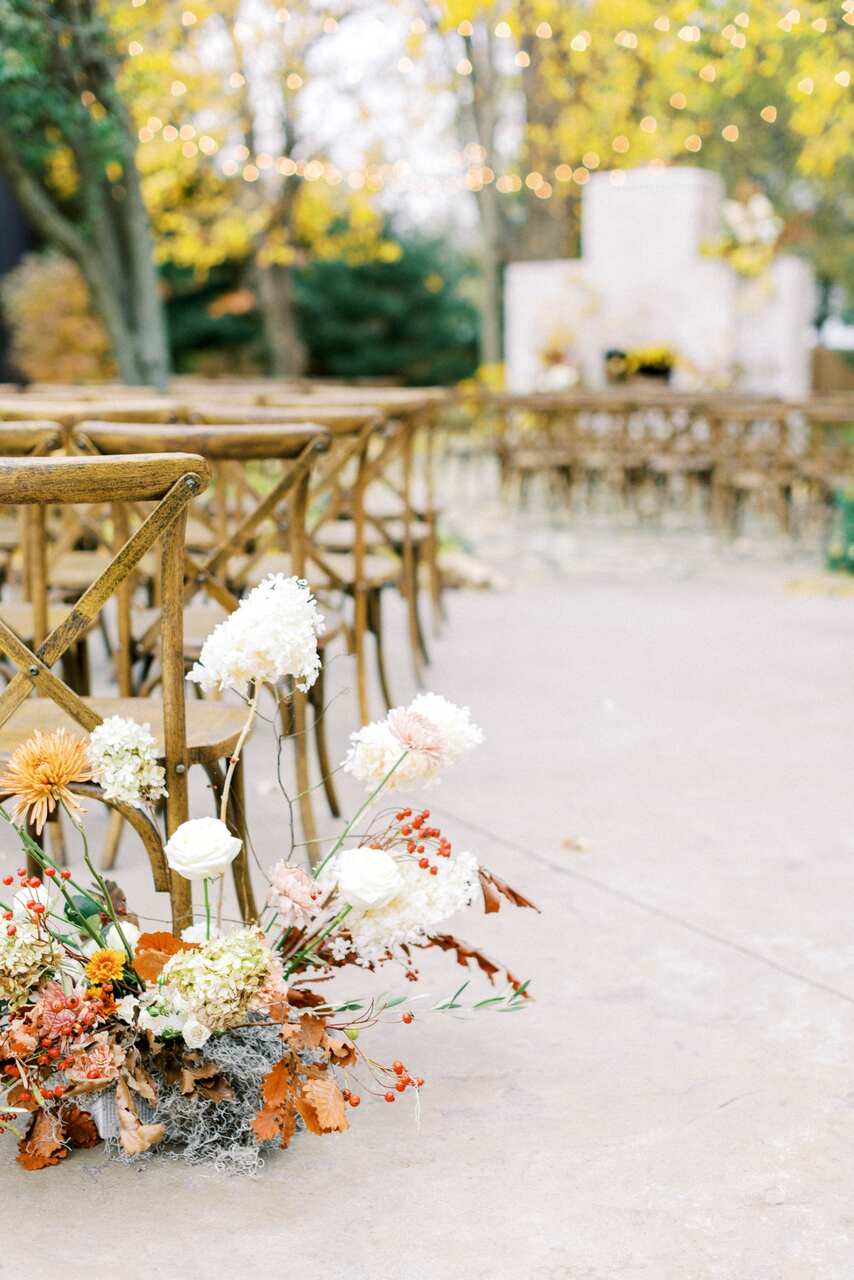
[133, 932, 199, 983]
[115, 1077, 165, 1156]
[250, 1107, 283, 1144]
[17, 1109, 67, 1170]
[286, 986, 325, 1009]
[298, 1014, 327, 1049]
[478, 867, 540, 915]
[61, 1106, 100, 1150]
[123, 1048, 157, 1104]
[262, 1058, 294, 1108]
[297, 1077, 348, 1134]
[326, 1036, 358, 1068]
[423, 932, 529, 994]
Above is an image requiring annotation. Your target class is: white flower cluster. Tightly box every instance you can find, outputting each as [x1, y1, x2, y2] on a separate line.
[318, 845, 479, 965]
[343, 692, 483, 792]
[722, 193, 782, 247]
[187, 574, 325, 695]
[0, 918, 59, 1007]
[157, 927, 279, 1047]
[88, 717, 167, 810]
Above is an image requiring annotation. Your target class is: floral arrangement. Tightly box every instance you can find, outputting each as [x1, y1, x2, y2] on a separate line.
[703, 190, 783, 278]
[605, 347, 675, 383]
[536, 326, 580, 392]
[0, 574, 536, 1173]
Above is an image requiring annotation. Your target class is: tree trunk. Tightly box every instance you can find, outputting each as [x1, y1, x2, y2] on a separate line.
[78, 250, 143, 384]
[123, 165, 170, 389]
[475, 184, 504, 366]
[255, 262, 307, 377]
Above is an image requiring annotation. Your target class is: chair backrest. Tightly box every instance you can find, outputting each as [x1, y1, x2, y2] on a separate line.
[72, 424, 331, 647]
[0, 452, 210, 859]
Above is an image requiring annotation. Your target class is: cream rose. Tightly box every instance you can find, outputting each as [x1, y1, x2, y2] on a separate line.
[164, 817, 242, 881]
[335, 846, 403, 912]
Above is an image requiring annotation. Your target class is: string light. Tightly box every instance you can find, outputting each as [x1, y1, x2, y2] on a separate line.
[128, 41, 143, 55]
[515, 51, 530, 67]
[685, 134, 703, 152]
[835, 70, 851, 86]
[653, 16, 670, 32]
[615, 30, 637, 49]
[612, 135, 630, 153]
[640, 115, 657, 133]
[570, 32, 590, 52]
[456, 58, 473, 75]
[457, 20, 473, 36]
[524, 171, 543, 190]
[699, 64, 716, 82]
[670, 92, 687, 109]
[582, 151, 600, 168]
[721, 124, 739, 141]
[534, 182, 552, 199]
[573, 166, 590, 184]
[555, 163, 573, 181]
[494, 22, 511, 38]
[760, 104, 777, 121]
[535, 22, 552, 39]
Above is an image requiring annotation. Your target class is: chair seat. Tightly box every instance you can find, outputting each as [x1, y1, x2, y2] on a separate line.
[313, 518, 430, 552]
[47, 549, 158, 593]
[0, 698, 248, 766]
[132, 602, 347, 654]
[248, 550, 400, 590]
[0, 601, 95, 641]
[0, 516, 19, 552]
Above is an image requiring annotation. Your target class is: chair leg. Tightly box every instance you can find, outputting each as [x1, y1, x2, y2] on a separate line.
[225, 756, 258, 923]
[367, 587, 394, 712]
[292, 688, 322, 867]
[101, 809, 125, 870]
[353, 584, 370, 725]
[310, 667, 341, 818]
[45, 811, 66, 868]
[202, 759, 258, 923]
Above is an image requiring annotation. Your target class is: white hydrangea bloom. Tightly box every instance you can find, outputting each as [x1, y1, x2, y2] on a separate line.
[318, 848, 479, 964]
[342, 692, 483, 791]
[187, 574, 324, 695]
[88, 717, 166, 809]
[160, 927, 278, 1040]
[0, 918, 60, 1007]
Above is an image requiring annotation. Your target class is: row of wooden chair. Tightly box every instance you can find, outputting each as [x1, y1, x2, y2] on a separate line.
[466, 390, 854, 535]
[0, 381, 449, 934]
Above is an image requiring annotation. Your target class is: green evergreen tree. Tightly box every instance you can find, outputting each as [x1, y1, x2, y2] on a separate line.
[294, 235, 479, 385]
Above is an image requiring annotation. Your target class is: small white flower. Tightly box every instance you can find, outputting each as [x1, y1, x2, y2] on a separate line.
[115, 994, 139, 1024]
[165, 817, 242, 882]
[104, 921, 141, 953]
[181, 921, 224, 944]
[181, 1015, 212, 1049]
[408, 693, 484, 762]
[88, 717, 166, 809]
[335, 846, 403, 911]
[187, 574, 325, 695]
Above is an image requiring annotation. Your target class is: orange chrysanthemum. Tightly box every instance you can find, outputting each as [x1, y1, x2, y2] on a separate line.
[84, 949, 125, 986]
[0, 728, 91, 833]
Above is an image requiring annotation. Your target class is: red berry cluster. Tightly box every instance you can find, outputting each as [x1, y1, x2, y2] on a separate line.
[394, 808, 452, 877]
[2, 866, 70, 935]
[382, 1059, 425, 1102]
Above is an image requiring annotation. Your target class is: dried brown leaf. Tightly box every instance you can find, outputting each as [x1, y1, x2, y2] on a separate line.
[478, 867, 540, 915]
[301, 1078, 348, 1133]
[115, 1077, 165, 1156]
[62, 1106, 100, 1149]
[298, 1014, 326, 1049]
[326, 1036, 358, 1068]
[261, 1058, 294, 1108]
[250, 1107, 282, 1143]
[17, 1109, 67, 1170]
[286, 986, 325, 1009]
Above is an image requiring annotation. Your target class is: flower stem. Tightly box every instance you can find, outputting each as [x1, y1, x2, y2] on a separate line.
[284, 904, 351, 976]
[313, 753, 408, 879]
[63, 805, 135, 964]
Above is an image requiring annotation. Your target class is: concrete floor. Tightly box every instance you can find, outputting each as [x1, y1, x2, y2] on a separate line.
[2, 522, 854, 1279]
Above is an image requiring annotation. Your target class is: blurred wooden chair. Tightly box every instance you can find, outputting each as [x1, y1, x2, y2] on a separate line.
[0, 450, 253, 933]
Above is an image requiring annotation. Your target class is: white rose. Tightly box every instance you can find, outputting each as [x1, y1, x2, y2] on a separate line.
[182, 1015, 212, 1049]
[104, 921, 141, 953]
[335, 846, 403, 912]
[164, 817, 242, 881]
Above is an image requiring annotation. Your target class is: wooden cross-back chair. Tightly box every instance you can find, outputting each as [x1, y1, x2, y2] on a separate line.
[244, 392, 439, 691]
[73, 421, 338, 864]
[0, 450, 259, 934]
[707, 400, 795, 535]
[189, 404, 403, 725]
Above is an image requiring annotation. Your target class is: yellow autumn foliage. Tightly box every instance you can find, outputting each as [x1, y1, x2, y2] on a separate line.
[1, 254, 115, 383]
